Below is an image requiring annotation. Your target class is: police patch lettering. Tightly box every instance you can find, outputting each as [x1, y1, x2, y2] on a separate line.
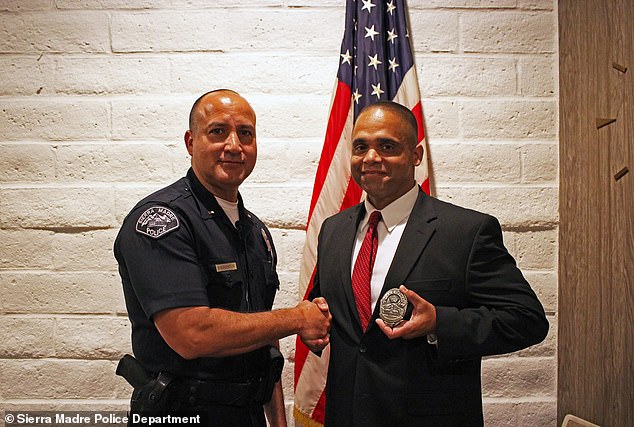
[135, 206, 180, 239]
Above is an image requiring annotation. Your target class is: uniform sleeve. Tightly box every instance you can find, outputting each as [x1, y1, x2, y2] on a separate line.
[114, 204, 210, 319]
[434, 214, 549, 361]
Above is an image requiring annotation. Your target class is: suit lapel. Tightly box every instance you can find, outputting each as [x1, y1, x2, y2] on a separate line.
[371, 191, 438, 324]
[337, 204, 366, 331]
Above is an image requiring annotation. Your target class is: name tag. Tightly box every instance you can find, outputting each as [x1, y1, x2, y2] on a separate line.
[215, 262, 238, 272]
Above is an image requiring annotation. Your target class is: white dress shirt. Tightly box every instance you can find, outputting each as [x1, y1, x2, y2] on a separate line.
[351, 184, 419, 313]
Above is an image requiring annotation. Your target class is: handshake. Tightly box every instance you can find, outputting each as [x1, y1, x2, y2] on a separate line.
[293, 285, 438, 352]
[296, 297, 331, 353]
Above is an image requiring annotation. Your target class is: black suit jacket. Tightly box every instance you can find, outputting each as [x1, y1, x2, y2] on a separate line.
[309, 190, 548, 426]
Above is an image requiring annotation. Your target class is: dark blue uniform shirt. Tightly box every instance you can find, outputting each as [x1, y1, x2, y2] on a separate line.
[114, 168, 279, 381]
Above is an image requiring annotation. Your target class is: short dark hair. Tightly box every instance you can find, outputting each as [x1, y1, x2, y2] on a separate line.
[188, 89, 241, 132]
[358, 101, 418, 147]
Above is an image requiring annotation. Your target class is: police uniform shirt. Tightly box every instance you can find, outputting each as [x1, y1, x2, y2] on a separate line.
[114, 168, 280, 381]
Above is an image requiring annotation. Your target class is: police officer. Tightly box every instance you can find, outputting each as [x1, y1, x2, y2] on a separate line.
[114, 90, 331, 427]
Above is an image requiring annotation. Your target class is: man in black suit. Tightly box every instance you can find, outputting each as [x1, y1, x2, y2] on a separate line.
[304, 101, 549, 426]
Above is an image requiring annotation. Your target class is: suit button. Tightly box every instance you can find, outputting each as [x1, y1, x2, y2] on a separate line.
[359, 344, 367, 353]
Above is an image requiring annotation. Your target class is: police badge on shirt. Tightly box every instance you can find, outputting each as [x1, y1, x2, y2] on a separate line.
[135, 206, 180, 239]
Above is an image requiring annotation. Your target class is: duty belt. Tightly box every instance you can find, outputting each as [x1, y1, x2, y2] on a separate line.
[171, 376, 266, 407]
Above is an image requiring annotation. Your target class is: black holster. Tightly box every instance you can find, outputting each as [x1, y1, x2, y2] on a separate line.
[255, 346, 284, 404]
[116, 354, 175, 414]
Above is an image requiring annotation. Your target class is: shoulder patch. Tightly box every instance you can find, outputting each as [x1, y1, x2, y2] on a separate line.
[135, 206, 180, 239]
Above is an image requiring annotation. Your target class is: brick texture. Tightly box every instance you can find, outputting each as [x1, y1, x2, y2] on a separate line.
[0, 0, 558, 424]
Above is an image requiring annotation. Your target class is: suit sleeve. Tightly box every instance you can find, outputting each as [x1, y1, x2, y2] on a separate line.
[434, 214, 549, 361]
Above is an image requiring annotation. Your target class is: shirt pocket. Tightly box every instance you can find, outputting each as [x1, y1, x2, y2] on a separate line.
[205, 259, 243, 309]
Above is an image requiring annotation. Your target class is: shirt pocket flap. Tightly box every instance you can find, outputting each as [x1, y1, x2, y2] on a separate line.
[208, 260, 241, 288]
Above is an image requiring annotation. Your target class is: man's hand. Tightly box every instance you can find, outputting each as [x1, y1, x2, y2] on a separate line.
[376, 285, 436, 340]
[299, 297, 331, 353]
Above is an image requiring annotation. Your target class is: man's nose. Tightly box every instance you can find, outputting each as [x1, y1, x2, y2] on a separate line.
[363, 148, 380, 163]
[225, 130, 242, 152]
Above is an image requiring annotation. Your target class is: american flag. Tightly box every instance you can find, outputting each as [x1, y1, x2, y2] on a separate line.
[293, 0, 429, 425]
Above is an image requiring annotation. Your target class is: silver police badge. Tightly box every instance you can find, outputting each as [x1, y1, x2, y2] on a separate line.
[379, 288, 408, 327]
[135, 206, 180, 239]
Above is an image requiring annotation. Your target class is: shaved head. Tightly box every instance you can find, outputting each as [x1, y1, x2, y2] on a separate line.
[184, 89, 257, 202]
[188, 89, 254, 133]
[356, 101, 418, 148]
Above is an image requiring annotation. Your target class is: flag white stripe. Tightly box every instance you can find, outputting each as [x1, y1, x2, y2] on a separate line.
[298, 100, 355, 299]
[295, 346, 330, 417]
[394, 67, 430, 185]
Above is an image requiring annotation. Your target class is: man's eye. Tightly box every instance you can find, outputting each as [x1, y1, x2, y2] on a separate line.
[240, 130, 253, 137]
[353, 145, 367, 154]
[209, 128, 224, 135]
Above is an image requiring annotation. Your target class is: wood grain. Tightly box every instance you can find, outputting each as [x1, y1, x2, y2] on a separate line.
[558, 0, 633, 425]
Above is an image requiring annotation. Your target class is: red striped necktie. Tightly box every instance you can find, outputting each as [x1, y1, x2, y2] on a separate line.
[351, 210, 382, 331]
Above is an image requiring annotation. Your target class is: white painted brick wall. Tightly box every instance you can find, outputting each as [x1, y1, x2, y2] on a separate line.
[0, 0, 558, 425]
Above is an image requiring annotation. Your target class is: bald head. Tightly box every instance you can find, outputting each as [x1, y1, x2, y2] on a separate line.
[184, 89, 257, 202]
[356, 101, 418, 148]
[188, 89, 255, 134]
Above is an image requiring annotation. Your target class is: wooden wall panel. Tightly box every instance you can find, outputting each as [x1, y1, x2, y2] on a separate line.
[606, 0, 634, 422]
[558, 0, 633, 425]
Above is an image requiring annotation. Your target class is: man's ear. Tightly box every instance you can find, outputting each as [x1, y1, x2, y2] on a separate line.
[413, 143, 423, 166]
[184, 130, 194, 156]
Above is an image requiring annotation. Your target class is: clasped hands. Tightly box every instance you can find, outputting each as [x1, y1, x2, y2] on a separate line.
[297, 297, 332, 353]
[299, 285, 437, 353]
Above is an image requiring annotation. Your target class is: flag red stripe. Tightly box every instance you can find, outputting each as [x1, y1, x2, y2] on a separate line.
[313, 389, 327, 423]
[412, 101, 424, 141]
[294, 335, 310, 390]
[307, 81, 352, 225]
[340, 176, 363, 210]
[411, 101, 431, 195]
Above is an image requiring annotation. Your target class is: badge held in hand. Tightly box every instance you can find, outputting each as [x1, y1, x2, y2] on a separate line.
[379, 288, 408, 327]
